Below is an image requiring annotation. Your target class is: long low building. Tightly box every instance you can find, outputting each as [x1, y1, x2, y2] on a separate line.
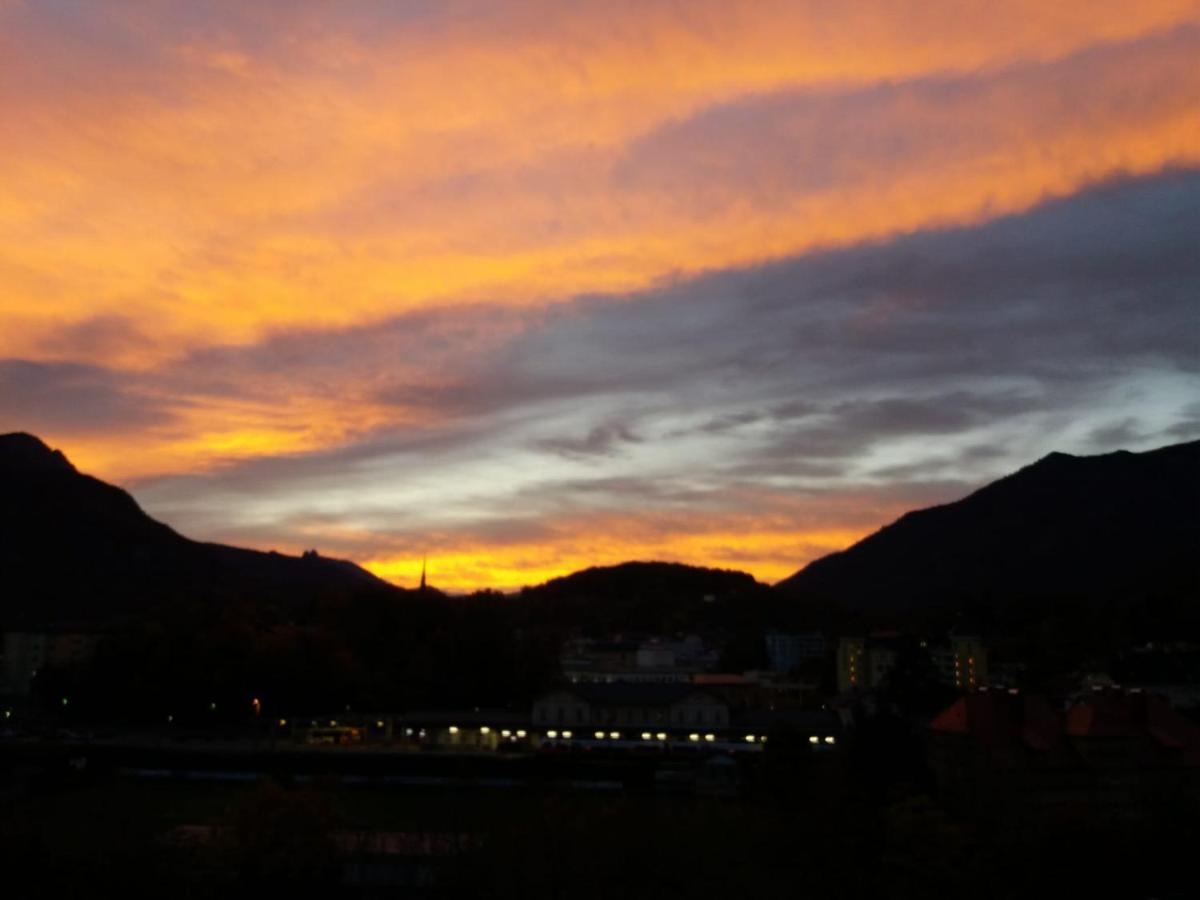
[288, 685, 841, 752]
[534, 683, 730, 733]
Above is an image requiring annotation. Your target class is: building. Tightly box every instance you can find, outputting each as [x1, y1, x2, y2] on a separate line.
[533, 683, 730, 734]
[836, 632, 988, 693]
[290, 709, 532, 751]
[1, 629, 100, 696]
[559, 634, 720, 684]
[836, 637, 866, 692]
[836, 633, 902, 693]
[764, 631, 827, 673]
[929, 634, 988, 691]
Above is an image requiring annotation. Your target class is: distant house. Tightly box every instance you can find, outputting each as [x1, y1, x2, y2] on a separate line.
[836, 632, 987, 693]
[533, 683, 730, 733]
[836, 634, 900, 693]
[929, 634, 987, 691]
[928, 688, 1200, 825]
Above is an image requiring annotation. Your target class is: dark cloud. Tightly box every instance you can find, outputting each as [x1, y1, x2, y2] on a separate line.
[615, 25, 1200, 216]
[1086, 418, 1146, 449]
[0, 359, 170, 433]
[534, 422, 643, 460]
[35, 315, 157, 361]
[1163, 406, 1200, 441]
[128, 168, 1200, 542]
[692, 410, 767, 435]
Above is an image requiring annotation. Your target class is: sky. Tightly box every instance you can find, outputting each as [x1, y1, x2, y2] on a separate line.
[2, 1, 1198, 591]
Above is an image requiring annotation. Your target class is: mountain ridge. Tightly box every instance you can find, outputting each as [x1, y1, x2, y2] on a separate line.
[0, 433, 393, 625]
[774, 439, 1200, 614]
[5, 433, 1198, 630]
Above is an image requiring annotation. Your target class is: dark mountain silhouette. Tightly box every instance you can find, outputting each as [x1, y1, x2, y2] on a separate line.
[775, 440, 1200, 616]
[0, 432, 391, 625]
[518, 561, 772, 635]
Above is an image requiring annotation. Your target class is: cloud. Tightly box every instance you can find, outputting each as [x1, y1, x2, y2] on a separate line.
[535, 422, 644, 460]
[95, 168, 1200, 588]
[2, 4, 1198, 365]
[0, 360, 171, 433]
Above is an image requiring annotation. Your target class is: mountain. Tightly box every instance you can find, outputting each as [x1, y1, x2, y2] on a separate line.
[518, 560, 773, 635]
[0, 433, 392, 625]
[775, 440, 1200, 616]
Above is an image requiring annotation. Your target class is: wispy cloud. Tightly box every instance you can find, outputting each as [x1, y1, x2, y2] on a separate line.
[94, 170, 1200, 588]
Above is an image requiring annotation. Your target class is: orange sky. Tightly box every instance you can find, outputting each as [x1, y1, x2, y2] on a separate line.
[2, 1, 1199, 591]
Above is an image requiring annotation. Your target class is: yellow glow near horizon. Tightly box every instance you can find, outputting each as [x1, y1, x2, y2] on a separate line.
[361, 525, 874, 593]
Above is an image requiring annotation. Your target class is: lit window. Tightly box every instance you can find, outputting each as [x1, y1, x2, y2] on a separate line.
[501, 729, 511, 737]
[704, 734, 715, 742]
[688, 733, 700, 742]
[480, 726, 490, 734]
[547, 730, 558, 738]
[609, 731, 620, 740]
[656, 732, 666, 740]
[745, 735, 756, 743]
[824, 736, 836, 744]
[641, 732, 652, 740]
[594, 731, 606, 739]
[562, 731, 573, 739]
[448, 726, 459, 734]
[808, 735, 819, 744]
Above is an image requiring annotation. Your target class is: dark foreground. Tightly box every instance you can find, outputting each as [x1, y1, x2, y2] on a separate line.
[2, 738, 1197, 900]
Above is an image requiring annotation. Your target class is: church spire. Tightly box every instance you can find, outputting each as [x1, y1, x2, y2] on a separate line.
[419, 554, 427, 592]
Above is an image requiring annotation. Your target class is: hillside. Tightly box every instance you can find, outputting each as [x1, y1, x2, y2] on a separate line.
[519, 560, 773, 635]
[0, 433, 392, 625]
[775, 440, 1200, 617]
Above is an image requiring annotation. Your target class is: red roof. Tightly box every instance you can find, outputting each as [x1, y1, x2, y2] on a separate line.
[929, 698, 969, 733]
[1067, 691, 1200, 763]
[929, 692, 1062, 752]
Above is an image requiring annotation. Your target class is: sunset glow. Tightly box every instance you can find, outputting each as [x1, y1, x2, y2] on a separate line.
[3, 1, 1199, 590]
